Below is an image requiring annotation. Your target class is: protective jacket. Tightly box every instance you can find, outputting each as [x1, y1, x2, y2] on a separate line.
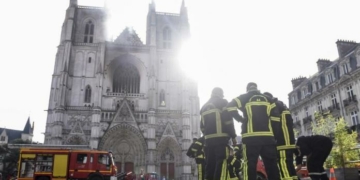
[295, 135, 333, 165]
[200, 97, 236, 146]
[186, 137, 205, 164]
[274, 99, 296, 150]
[227, 90, 280, 145]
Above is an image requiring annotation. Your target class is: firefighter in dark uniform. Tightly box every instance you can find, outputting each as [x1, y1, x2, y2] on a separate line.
[226, 82, 281, 180]
[186, 137, 205, 180]
[228, 144, 242, 180]
[264, 92, 297, 180]
[295, 135, 333, 180]
[200, 87, 237, 180]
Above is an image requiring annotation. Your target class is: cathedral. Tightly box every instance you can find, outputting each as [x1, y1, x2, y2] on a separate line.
[44, 0, 201, 179]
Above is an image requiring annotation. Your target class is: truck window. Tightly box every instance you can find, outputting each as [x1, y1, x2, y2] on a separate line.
[98, 154, 110, 166]
[77, 154, 88, 164]
[35, 154, 53, 172]
[19, 158, 35, 178]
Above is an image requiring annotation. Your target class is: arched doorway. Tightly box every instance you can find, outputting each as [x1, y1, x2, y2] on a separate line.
[156, 137, 182, 180]
[98, 123, 147, 174]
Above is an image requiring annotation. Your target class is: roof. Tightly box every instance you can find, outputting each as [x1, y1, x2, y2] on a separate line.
[23, 117, 32, 134]
[0, 128, 23, 142]
[114, 27, 143, 46]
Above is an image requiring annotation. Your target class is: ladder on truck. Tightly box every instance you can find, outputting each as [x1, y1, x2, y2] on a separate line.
[7, 144, 92, 150]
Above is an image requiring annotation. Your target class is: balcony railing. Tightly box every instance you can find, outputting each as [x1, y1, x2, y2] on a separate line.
[327, 103, 340, 112]
[343, 95, 357, 107]
[106, 92, 145, 98]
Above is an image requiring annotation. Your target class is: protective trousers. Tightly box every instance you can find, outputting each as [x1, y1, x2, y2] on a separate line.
[277, 149, 297, 180]
[242, 144, 280, 180]
[307, 143, 332, 180]
[197, 162, 205, 180]
[205, 144, 229, 180]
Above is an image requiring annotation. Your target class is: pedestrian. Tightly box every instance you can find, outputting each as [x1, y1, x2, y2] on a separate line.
[186, 137, 205, 180]
[295, 135, 333, 180]
[226, 82, 281, 180]
[264, 92, 297, 180]
[200, 87, 237, 180]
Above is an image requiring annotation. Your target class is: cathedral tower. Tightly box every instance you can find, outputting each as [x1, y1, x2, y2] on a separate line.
[45, 0, 200, 179]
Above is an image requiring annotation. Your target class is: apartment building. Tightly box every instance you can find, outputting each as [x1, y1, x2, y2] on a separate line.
[289, 40, 360, 136]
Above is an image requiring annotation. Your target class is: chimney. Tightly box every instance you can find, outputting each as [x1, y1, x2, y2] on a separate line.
[316, 59, 331, 72]
[336, 39, 357, 58]
[70, 0, 78, 7]
[291, 76, 307, 89]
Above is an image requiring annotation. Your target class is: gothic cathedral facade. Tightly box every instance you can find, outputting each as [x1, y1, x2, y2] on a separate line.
[44, 0, 201, 179]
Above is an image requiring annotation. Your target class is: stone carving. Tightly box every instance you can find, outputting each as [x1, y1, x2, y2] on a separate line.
[65, 135, 86, 145]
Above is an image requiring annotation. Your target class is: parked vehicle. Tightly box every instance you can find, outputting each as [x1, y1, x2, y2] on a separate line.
[13, 144, 117, 180]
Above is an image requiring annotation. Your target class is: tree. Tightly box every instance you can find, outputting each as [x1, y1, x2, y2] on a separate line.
[0, 139, 33, 179]
[311, 112, 358, 168]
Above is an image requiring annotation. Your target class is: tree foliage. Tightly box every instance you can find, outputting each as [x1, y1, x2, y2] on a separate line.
[311, 112, 358, 168]
[0, 139, 33, 179]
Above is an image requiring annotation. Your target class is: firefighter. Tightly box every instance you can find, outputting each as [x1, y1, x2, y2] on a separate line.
[295, 135, 333, 180]
[186, 137, 205, 180]
[264, 92, 297, 180]
[228, 144, 242, 180]
[200, 87, 237, 180]
[226, 82, 281, 180]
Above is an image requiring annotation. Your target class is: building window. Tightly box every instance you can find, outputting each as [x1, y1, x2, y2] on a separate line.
[84, 20, 94, 43]
[343, 63, 349, 74]
[113, 63, 140, 93]
[305, 108, 309, 117]
[302, 89, 306, 99]
[77, 154, 88, 164]
[317, 101, 323, 112]
[84, 85, 91, 103]
[0, 136, 5, 141]
[331, 94, 337, 108]
[350, 56, 357, 71]
[351, 111, 359, 125]
[163, 27, 171, 49]
[88, 57, 92, 63]
[291, 96, 295, 105]
[346, 85, 354, 100]
[160, 89, 166, 106]
[327, 73, 333, 84]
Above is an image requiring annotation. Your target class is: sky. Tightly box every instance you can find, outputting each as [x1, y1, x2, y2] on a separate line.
[1, 0, 360, 143]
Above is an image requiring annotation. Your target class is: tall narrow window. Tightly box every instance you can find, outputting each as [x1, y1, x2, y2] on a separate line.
[347, 85, 354, 100]
[88, 57, 92, 63]
[160, 90, 166, 106]
[327, 73, 333, 84]
[291, 95, 295, 105]
[85, 85, 91, 103]
[351, 111, 359, 125]
[317, 101, 323, 112]
[331, 94, 337, 108]
[343, 63, 349, 74]
[84, 20, 95, 43]
[163, 27, 171, 49]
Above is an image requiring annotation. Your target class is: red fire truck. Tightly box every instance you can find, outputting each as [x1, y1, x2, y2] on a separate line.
[11, 144, 117, 180]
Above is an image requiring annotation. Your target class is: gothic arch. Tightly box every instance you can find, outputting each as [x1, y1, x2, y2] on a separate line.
[156, 137, 181, 164]
[156, 137, 182, 179]
[98, 123, 147, 172]
[82, 18, 97, 43]
[107, 54, 148, 94]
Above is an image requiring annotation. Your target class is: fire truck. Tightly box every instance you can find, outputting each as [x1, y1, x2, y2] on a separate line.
[11, 144, 117, 180]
